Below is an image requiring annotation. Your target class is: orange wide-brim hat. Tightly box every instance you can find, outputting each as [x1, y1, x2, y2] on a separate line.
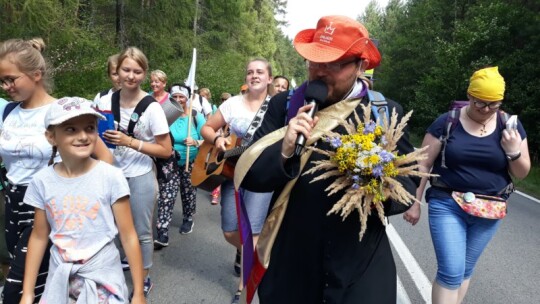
[293, 15, 381, 70]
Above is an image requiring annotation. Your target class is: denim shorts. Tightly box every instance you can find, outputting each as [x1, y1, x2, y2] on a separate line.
[220, 180, 273, 234]
[427, 188, 501, 289]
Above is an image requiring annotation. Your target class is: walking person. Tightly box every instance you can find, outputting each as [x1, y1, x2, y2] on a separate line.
[201, 58, 274, 304]
[20, 97, 146, 304]
[403, 66, 530, 304]
[154, 84, 205, 249]
[237, 16, 419, 303]
[94, 53, 121, 102]
[100, 47, 172, 298]
[270, 75, 289, 96]
[0, 38, 112, 303]
[149, 70, 169, 105]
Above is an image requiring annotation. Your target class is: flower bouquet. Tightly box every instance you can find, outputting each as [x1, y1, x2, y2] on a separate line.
[303, 103, 434, 240]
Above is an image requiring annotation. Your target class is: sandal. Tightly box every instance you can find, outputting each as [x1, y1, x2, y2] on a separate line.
[231, 289, 242, 304]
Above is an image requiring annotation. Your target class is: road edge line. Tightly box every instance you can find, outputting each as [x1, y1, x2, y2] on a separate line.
[387, 223, 432, 303]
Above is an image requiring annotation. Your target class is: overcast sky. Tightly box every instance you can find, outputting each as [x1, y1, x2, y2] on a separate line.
[281, 0, 390, 39]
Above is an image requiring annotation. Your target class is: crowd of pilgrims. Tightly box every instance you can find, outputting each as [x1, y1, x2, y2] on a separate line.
[0, 38, 290, 304]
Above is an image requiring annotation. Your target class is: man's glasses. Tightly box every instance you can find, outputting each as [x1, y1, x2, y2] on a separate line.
[472, 100, 502, 109]
[306, 59, 358, 72]
[0, 75, 24, 88]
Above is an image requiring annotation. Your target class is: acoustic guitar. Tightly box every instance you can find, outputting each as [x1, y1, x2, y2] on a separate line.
[191, 133, 250, 191]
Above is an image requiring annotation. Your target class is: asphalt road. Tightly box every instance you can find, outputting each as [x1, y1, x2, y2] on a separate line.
[391, 191, 540, 304]
[129, 189, 539, 304]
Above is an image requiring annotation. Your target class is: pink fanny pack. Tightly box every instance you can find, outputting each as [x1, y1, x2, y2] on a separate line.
[452, 191, 507, 219]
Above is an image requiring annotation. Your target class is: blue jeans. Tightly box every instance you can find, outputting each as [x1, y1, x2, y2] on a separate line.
[428, 190, 501, 289]
[220, 180, 272, 234]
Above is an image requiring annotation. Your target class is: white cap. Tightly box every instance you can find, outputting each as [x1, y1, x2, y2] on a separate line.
[45, 97, 105, 128]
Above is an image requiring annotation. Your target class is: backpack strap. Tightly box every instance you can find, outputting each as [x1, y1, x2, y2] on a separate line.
[191, 109, 198, 129]
[111, 90, 121, 129]
[439, 108, 461, 169]
[498, 110, 510, 127]
[367, 90, 389, 126]
[2, 102, 19, 122]
[127, 96, 156, 136]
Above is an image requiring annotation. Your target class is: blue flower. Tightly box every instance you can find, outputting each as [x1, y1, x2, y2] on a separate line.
[379, 150, 394, 163]
[329, 137, 342, 148]
[363, 121, 376, 134]
[372, 165, 384, 178]
[351, 175, 362, 183]
[380, 135, 388, 145]
[352, 183, 360, 190]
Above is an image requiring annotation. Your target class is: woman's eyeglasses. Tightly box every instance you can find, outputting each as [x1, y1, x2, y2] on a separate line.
[472, 100, 502, 109]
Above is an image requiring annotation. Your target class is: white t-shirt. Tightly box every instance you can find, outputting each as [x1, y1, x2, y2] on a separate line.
[24, 161, 130, 262]
[192, 94, 212, 116]
[219, 95, 262, 138]
[93, 88, 114, 103]
[95, 95, 170, 177]
[0, 102, 55, 185]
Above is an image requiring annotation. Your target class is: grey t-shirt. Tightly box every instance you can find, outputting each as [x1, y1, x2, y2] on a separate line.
[24, 161, 130, 262]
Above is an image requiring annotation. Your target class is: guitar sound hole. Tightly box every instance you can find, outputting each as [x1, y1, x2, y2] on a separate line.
[216, 152, 225, 163]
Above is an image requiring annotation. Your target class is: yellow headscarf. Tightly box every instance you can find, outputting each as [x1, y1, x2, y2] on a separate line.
[467, 66, 505, 102]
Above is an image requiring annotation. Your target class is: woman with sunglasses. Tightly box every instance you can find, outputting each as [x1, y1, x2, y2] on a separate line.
[201, 58, 274, 304]
[404, 67, 530, 304]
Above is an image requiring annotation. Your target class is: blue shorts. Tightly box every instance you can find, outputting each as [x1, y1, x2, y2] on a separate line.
[220, 180, 272, 234]
[427, 188, 501, 289]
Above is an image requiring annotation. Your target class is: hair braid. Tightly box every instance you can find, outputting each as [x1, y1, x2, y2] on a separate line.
[48, 146, 57, 166]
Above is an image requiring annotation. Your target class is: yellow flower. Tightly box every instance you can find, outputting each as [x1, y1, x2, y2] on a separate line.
[369, 154, 380, 164]
[374, 126, 383, 137]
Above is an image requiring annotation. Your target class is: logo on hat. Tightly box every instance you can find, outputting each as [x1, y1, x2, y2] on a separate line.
[58, 98, 82, 111]
[324, 22, 336, 35]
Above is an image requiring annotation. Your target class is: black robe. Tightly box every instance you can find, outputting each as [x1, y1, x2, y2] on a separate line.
[242, 91, 418, 304]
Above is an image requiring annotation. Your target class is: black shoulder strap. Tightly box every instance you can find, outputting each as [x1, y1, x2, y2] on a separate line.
[440, 108, 461, 169]
[191, 109, 198, 129]
[2, 102, 19, 122]
[111, 90, 121, 128]
[99, 89, 109, 98]
[127, 96, 156, 136]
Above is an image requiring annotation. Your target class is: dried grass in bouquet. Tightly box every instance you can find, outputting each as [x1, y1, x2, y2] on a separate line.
[303, 102, 435, 240]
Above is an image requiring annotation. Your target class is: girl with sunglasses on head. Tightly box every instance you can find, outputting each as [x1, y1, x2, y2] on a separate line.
[0, 38, 112, 303]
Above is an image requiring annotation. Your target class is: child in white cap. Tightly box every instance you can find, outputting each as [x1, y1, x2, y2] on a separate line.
[20, 97, 145, 304]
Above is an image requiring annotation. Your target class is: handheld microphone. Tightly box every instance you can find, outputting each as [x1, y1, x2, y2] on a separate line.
[294, 80, 328, 156]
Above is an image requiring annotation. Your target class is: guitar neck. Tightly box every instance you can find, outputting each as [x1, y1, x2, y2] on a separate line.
[222, 145, 249, 160]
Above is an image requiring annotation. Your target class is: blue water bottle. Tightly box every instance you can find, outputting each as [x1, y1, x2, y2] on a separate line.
[98, 110, 116, 149]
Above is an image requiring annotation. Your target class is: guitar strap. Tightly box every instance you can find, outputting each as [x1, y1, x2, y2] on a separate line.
[241, 95, 272, 146]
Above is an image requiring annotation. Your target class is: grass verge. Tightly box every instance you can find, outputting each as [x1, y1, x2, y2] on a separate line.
[514, 165, 540, 199]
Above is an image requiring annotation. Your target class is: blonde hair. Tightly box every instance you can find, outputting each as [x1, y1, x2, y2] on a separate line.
[107, 54, 119, 75]
[117, 47, 149, 72]
[150, 69, 167, 83]
[0, 37, 53, 93]
[199, 87, 211, 100]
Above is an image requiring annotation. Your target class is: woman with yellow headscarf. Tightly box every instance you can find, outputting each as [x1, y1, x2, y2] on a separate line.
[403, 66, 531, 304]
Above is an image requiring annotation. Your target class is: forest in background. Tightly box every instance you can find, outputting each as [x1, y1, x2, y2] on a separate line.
[361, 0, 539, 160]
[1, 0, 539, 160]
[0, 0, 305, 100]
